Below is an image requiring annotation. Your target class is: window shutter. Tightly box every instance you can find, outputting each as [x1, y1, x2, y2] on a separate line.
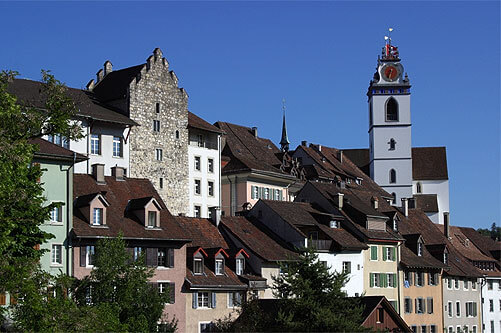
[434, 273, 439, 285]
[382, 247, 387, 261]
[409, 271, 413, 286]
[371, 246, 377, 260]
[422, 299, 426, 314]
[415, 299, 418, 313]
[370, 273, 374, 287]
[80, 246, 86, 267]
[409, 298, 413, 313]
[146, 248, 158, 267]
[258, 187, 262, 199]
[211, 292, 217, 308]
[383, 273, 388, 288]
[429, 298, 433, 313]
[228, 293, 233, 307]
[169, 283, 175, 304]
[192, 292, 197, 309]
[279, 190, 283, 201]
[391, 247, 396, 261]
[168, 248, 175, 268]
[473, 302, 477, 317]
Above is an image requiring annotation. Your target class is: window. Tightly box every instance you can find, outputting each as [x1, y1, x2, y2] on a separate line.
[112, 136, 122, 157]
[251, 186, 258, 199]
[155, 148, 163, 161]
[447, 301, 453, 317]
[200, 322, 214, 332]
[147, 211, 156, 228]
[430, 325, 436, 333]
[215, 259, 224, 275]
[388, 273, 397, 288]
[195, 180, 201, 195]
[330, 220, 339, 228]
[393, 218, 398, 231]
[342, 261, 351, 274]
[490, 321, 494, 333]
[384, 246, 395, 261]
[155, 102, 160, 113]
[389, 169, 397, 183]
[416, 182, 422, 193]
[228, 292, 242, 308]
[428, 272, 438, 286]
[159, 178, 163, 189]
[371, 273, 380, 287]
[416, 298, 424, 314]
[194, 205, 201, 218]
[447, 327, 453, 333]
[417, 243, 423, 256]
[50, 206, 62, 223]
[197, 292, 209, 308]
[466, 302, 477, 317]
[447, 278, 453, 289]
[86, 245, 95, 266]
[404, 297, 413, 313]
[370, 246, 378, 260]
[412, 326, 417, 333]
[92, 208, 103, 226]
[427, 297, 434, 314]
[236, 258, 244, 275]
[153, 120, 160, 132]
[90, 134, 100, 155]
[208, 158, 214, 173]
[472, 326, 477, 333]
[194, 156, 201, 171]
[133, 247, 143, 261]
[489, 299, 494, 312]
[377, 308, 384, 323]
[404, 270, 413, 286]
[416, 272, 424, 287]
[208, 181, 214, 197]
[464, 279, 469, 290]
[194, 258, 203, 274]
[197, 134, 204, 147]
[47, 134, 69, 149]
[51, 244, 62, 265]
[158, 248, 166, 267]
[175, 130, 179, 139]
[391, 192, 397, 205]
[421, 325, 427, 333]
[385, 97, 399, 121]
[444, 252, 449, 265]
[456, 301, 460, 317]
[264, 188, 269, 199]
[488, 280, 493, 290]
[389, 138, 396, 150]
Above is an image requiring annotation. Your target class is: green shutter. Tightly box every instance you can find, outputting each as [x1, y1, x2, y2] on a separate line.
[393, 273, 397, 287]
[371, 246, 377, 260]
[383, 273, 388, 288]
[370, 273, 374, 287]
[391, 247, 396, 261]
[383, 247, 387, 261]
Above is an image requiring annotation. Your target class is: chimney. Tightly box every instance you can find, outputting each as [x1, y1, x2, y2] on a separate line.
[444, 212, 450, 238]
[111, 166, 125, 181]
[301, 140, 307, 146]
[96, 69, 104, 83]
[338, 150, 343, 163]
[104, 60, 113, 76]
[210, 207, 222, 227]
[251, 127, 258, 137]
[401, 198, 409, 217]
[92, 164, 105, 184]
[86, 79, 95, 91]
[335, 193, 344, 210]
[371, 196, 379, 210]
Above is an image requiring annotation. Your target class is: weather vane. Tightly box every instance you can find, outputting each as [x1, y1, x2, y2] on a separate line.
[384, 27, 394, 46]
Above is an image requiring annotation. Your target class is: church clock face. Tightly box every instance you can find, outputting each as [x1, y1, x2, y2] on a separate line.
[382, 64, 401, 82]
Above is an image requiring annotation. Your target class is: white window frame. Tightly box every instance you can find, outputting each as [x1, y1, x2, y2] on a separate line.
[342, 261, 351, 274]
[51, 244, 63, 266]
[147, 211, 157, 228]
[236, 258, 244, 275]
[194, 179, 201, 195]
[228, 291, 242, 308]
[454, 278, 459, 290]
[456, 300, 461, 317]
[194, 156, 201, 171]
[207, 181, 214, 197]
[416, 297, 424, 314]
[49, 205, 63, 224]
[86, 245, 95, 268]
[208, 158, 214, 173]
[155, 148, 163, 161]
[215, 259, 224, 275]
[92, 207, 103, 226]
[90, 134, 100, 155]
[194, 205, 201, 218]
[197, 292, 210, 308]
[112, 136, 122, 158]
[447, 301, 453, 317]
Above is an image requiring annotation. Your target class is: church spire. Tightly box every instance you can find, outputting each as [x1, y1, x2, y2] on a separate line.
[280, 98, 290, 152]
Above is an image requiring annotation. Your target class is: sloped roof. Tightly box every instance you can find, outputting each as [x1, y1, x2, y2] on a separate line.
[359, 296, 411, 332]
[92, 64, 144, 102]
[413, 194, 439, 213]
[220, 215, 298, 262]
[448, 226, 498, 263]
[175, 217, 228, 249]
[185, 260, 247, 289]
[188, 112, 223, 134]
[458, 227, 501, 258]
[72, 174, 188, 241]
[8, 79, 137, 126]
[31, 138, 87, 162]
[341, 148, 370, 176]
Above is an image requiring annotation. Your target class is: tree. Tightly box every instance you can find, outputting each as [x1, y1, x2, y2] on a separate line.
[215, 248, 367, 332]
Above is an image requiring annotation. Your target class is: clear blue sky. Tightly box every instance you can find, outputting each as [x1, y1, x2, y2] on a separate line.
[1, 1, 499, 230]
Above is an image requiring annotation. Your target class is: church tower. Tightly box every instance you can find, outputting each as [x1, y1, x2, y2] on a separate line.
[367, 31, 412, 204]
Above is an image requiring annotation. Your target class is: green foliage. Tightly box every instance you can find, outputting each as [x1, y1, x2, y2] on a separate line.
[215, 248, 368, 332]
[477, 222, 500, 241]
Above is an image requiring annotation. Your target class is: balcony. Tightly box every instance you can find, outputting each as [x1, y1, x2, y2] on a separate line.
[307, 239, 333, 251]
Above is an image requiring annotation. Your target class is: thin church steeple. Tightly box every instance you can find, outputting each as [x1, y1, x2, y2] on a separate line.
[280, 98, 290, 152]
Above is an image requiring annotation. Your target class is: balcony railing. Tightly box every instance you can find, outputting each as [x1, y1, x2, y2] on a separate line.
[307, 239, 332, 251]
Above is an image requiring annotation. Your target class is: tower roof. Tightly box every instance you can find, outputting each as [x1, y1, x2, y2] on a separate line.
[280, 111, 290, 146]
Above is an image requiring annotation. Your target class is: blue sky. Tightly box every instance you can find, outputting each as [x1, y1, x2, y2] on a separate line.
[1, 1, 499, 229]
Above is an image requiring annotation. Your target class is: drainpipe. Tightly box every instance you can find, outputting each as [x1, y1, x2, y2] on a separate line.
[86, 122, 91, 174]
[396, 241, 402, 315]
[480, 275, 486, 332]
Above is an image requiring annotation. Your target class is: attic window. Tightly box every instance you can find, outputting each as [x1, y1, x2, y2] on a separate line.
[236, 258, 244, 275]
[393, 219, 398, 231]
[443, 252, 449, 265]
[329, 220, 339, 229]
[389, 138, 396, 150]
[93, 208, 103, 226]
[147, 211, 157, 228]
[194, 258, 203, 275]
[417, 242, 423, 257]
[355, 178, 362, 185]
[215, 259, 224, 275]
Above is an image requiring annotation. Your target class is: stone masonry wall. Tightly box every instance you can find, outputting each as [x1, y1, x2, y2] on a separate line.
[128, 48, 189, 216]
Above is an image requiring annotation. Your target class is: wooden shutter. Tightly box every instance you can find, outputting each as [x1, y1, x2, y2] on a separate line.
[80, 246, 86, 267]
[428, 298, 433, 313]
[422, 299, 426, 314]
[370, 273, 374, 287]
[258, 187, 262, 199]
[228, 292, 233, 307]
[169, 283, 175, 304]
[192, 292, 197, 309]
[146, 248, 158, 267]
[409, 298, 413, 313]
[0, 293, 6, 305]
[211, 292, 217, 308]
[168, 248, 175, 268]
[371, 246, 377, 260]
[279, 190, 283, 201]
[391, 247, 396, 261]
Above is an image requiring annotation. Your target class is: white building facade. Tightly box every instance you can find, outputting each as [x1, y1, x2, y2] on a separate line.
[482, 277, 501, 333]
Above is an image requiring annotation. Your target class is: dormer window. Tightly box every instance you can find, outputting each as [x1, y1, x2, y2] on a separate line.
[215, 259, 224, 275]
[330, 220, 339, 229]
[417, 242, 423, 257]
[194, 258, 203, 275]
[128, 197, 161, 229]
[443, 252, 449, 265]
[236, 258, 244, 275]
[93, 208, 103, 226]
[393, 218, 398, 231]
[147, 211, 157, 228]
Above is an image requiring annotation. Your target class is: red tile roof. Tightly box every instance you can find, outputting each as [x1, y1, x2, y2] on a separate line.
[188, 112, 223, 134]
[413, 194, 439, 213]
[174, 217, 228, 249]
[30, 138, 87, 162]
[72, 174, 189, 241]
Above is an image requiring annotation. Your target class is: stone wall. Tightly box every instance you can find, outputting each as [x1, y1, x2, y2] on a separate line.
[128, 48, 189, 216]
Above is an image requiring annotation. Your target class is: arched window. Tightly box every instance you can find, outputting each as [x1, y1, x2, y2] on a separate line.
[385, 97, 399, 121]
[175, 130, 179, 139]
[389, 138, 396, 150]
[416, 182, 422, 193]
[389, 169, 396, 184]
[391, 192, 397, 205]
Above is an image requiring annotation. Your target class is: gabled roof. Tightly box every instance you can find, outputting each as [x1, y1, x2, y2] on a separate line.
[127, 196, 161, 211]
[458, 227, 501, 259]
[220, 215, 298, 262]
[8, 79, 137, 126]
[72, 174, 189, 241]
[447, 226, 498, 263]
[413, 194, 439, 213]
[359, 296, 411, 332]
[92, 64, 144, 102]
[31, 138, 87, 163]
[175, 217, 229, 249]
[188, 112, 223, 134]
[74, 192, 110, 208]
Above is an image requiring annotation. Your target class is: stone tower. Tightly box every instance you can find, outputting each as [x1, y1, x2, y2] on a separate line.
[367, 36, 412, 204]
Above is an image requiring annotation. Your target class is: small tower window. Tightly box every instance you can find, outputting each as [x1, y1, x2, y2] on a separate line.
[389, 169, 397, 184]
[391, 192, 397, 205]
[155, 103, 160, 114]
[389, 138, 396, 150]
[175, 130, 179, 139]
[416, 182, 422, 193]
[385, 97, 399, 121]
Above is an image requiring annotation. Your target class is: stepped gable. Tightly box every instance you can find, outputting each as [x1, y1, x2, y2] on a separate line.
[188, 112, 223, 134]
[412, 147, 448, 180]
[215, 121, 288, 175]
[92, 64, 144, 102]
[72, 174, 188, 240]
[459, 227, 501, 260]
[8, 78, 137, 126]
[220, 215, 298, 262]
[30, 138, 87, 162]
